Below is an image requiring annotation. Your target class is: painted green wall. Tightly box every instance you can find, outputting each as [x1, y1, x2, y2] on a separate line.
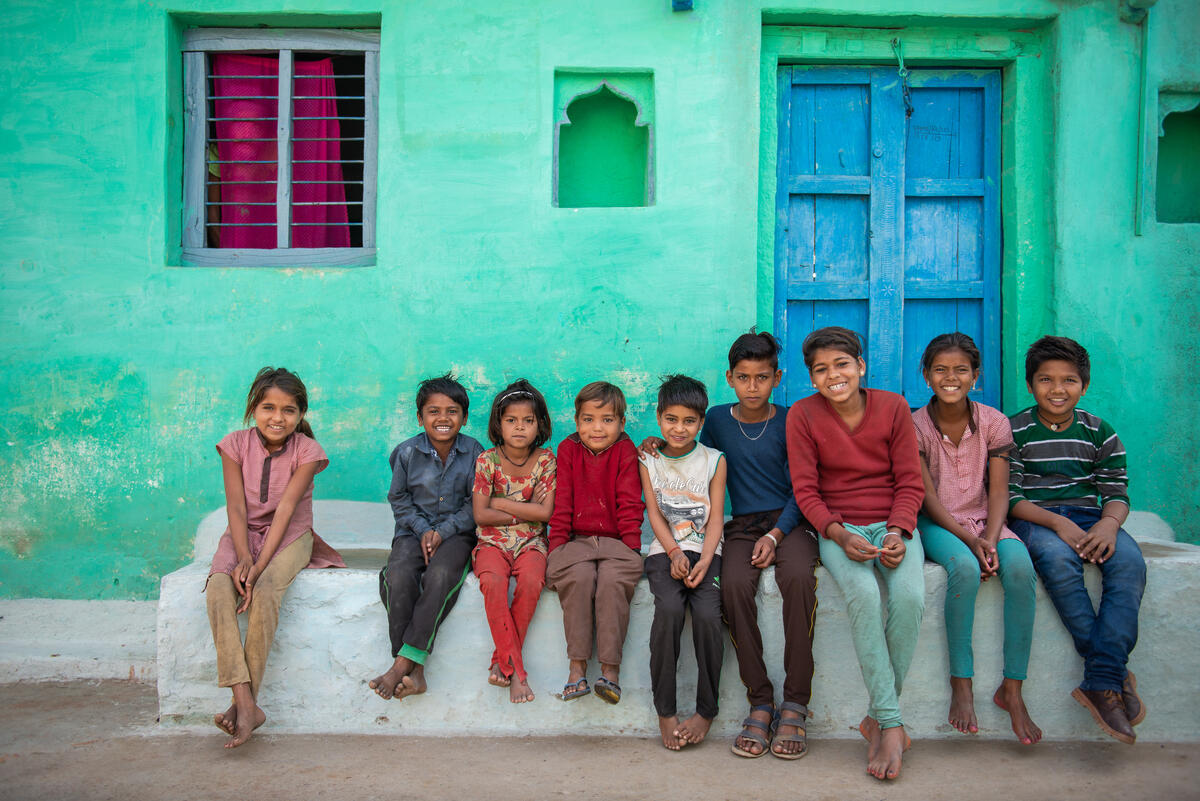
[1, 0, 1197, 600]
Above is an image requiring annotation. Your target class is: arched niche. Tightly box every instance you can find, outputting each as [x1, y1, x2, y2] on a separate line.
[554, 79, 654, 207]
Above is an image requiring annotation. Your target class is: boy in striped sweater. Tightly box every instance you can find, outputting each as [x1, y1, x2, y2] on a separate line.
[1008, 336, 1146, 745]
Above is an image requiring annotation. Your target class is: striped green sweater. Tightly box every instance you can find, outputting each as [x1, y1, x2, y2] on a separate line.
[1008, 406, 1129, 511]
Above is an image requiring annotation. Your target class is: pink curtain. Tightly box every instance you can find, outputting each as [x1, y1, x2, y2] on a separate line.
[212, 53, 350, 248]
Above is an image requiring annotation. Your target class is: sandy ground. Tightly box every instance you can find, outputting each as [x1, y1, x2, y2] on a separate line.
[0, 680, 1195, 801]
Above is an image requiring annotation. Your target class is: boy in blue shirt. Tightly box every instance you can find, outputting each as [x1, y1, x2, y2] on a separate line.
[642, 332, 820, 759]
[368, 374, 484, 700]
[1008, 336, 1146, 744]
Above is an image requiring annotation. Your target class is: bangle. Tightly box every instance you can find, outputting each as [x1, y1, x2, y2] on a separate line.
[668, 546, 682, 558]
[764, 532, 779, 547]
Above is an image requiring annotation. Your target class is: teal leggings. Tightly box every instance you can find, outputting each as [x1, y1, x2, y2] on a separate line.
[818, 522, 925, 729]
[919, 516, 1036, 681]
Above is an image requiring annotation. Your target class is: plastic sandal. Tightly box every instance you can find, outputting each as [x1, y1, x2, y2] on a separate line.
[557, 677, 591, 701]
[593, 676, 622, 705]
[731, 704, 777, 758]
[772, 701, 809, 760]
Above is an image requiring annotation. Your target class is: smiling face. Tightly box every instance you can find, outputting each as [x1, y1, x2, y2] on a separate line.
[575, 400, 623, 454]
[499, 400, 538, 453]
[924, 348, 978, 408]
[253, 387, 303, 450]
[418, 392, 466, 450]
[726, 358, 782, 416]
[657, 404, 703, 456]
[1028, 359, 1087, 423]
[808, 347, 866, 406]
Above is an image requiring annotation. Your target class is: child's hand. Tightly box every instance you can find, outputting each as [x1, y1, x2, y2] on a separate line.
[877, 532, 906, 569]
[968, 537, 998, 578]
[1051, 517, 1088, 551]
[638, 437, 665, 459]
[1078, 517, 1119, 563]
[750, 531, 780, 568]
[832, 525, 879, 562]
[420, 529, 443, 565]
[532, 481, 549, 504]
[236, 563, 264, 613]
[669, 550, 690, 580]
[232, 557, 254, 596]
[685, 554, 712, 588]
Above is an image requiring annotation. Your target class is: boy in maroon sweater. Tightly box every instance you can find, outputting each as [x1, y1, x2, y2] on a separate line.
[546, 382, 646, 704]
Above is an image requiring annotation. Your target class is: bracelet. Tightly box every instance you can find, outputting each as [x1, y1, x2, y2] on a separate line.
[668, 546, 682, 558]
[764, 533, 779, 547]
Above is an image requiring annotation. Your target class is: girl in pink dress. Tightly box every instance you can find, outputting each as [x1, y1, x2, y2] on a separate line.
[206, 367, 344, 748]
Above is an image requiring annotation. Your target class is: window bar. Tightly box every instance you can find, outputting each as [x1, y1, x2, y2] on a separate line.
[183, 51, 207, 249]
[275, 49, 294, 249]
[362, 49, 379, 248]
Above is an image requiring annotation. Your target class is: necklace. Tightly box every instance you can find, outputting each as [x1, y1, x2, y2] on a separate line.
[1037, 409, 1072, 432]
[732, 405, 772, 441]
[500, 446, 532, 468]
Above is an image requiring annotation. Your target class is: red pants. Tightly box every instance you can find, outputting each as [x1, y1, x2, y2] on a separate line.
[473, 544, 547, 682]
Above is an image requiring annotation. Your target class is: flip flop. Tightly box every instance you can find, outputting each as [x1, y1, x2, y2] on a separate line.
[594, 676, 622, 705]
[557, 677, 591, 701]
[772, 701, 809, 760]
[731, 704, 777, 758]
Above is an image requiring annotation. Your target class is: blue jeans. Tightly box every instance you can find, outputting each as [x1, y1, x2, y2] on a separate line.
[1010, 506, 1145, 692]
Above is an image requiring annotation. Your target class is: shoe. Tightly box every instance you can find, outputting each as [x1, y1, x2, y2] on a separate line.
[593, 676, 621, 705]
[1122, 671, 1146, 726]
[1071, 688, 1135, 744]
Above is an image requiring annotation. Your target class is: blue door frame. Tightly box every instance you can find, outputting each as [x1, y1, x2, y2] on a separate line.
[774, 66, 1001, 408]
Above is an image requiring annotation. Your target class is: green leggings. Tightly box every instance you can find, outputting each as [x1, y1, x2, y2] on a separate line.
[919, 516, 1037, 681]
[818, 522, 925, 729]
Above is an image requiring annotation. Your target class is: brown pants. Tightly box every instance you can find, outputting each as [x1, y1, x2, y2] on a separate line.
[722, 511, 820, 707]
[546, 536, 644, 666]
[206, 532, 312, 696]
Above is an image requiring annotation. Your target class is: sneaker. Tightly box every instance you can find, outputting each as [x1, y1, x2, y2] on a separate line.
[1071, 687, 1135, 744]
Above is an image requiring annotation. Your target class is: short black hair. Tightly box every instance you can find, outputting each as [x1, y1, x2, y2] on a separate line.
[574, 381, 627, 419]
[655, 374, 708, 417]
[416, 373, 470, 418]
[486, 379, 552, 450]
[727, 330, 782, 370]
[1025, 335, 1091, 386]
[921, 332, 982, 373]
[801, 326, 863, 370]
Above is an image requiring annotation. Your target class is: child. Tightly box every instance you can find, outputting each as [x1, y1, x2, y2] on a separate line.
[912, 333, 1041, 745]
[786, 327, 925, 781]
[369, 374, 484, 701]
[641, 332, 820, 759]
[471, 380, 556, 704]
[1008, 336, 1146, 744]
[207, 367, 345, 748]
[639, 375, 727, 751]
[546, 381, 646, 704]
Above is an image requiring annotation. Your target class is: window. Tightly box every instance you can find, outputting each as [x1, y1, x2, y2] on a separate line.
[182, 29, 378, 266]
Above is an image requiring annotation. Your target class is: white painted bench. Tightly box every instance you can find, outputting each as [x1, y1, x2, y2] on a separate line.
[157, 502, 1200, 741]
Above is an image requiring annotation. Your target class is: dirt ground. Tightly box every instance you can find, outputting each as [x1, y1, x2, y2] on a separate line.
[0, 681, 1195, 801]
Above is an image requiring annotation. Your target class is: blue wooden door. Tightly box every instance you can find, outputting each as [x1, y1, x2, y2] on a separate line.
[774, 66, 1001, 408]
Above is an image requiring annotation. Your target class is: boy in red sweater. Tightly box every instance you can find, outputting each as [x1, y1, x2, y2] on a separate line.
[786, 327, 925, 782]
[546, 382, 646, 704]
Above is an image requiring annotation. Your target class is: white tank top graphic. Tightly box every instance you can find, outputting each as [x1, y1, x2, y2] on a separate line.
[640, 442, 724, 556]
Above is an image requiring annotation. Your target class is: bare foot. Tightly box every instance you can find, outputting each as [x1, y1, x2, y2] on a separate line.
[213, 703, 237, 736]
[225, 683, 264, 749]
[393, 665, 427, 700]
[489, 662, 512, 688]
[659, 716, 684, 751]
[860, 715, 911, 754]
[994, 679, 1042, 745]
[860, 715, 883, 768]
[949, 675, 978, 734]
[369, 656, 413, 700]
[675, 713, 712, 745]
[867, 725, 906, 780]
[509, 675, 535, 703]
[734, 706, 774, 756]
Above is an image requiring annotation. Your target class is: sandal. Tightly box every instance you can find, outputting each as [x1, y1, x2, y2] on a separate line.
[557, 677, 591, 701]
[593, 676, 622, 705]
[731, 704, 777, 758]
[772, 701, 809, 760]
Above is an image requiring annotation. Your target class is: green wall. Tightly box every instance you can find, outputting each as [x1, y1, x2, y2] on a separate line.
[1, 0, 1198, 600]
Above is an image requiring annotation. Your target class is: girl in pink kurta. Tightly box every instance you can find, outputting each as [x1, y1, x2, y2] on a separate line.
[913, 333, 1041, 746]
[206, 367, 344, 749]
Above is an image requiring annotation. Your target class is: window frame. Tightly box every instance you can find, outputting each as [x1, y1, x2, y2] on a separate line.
[182, 28, 379, 267]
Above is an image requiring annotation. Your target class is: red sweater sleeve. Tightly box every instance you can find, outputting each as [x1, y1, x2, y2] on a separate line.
[885, 397, 925, 535]
[613, 439, 646, 551]
[786, 401, 843, 537]
[547, 439, 575, 552]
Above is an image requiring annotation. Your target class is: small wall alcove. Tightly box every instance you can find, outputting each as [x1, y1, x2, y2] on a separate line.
[553, 70, 654, 207]
[1157, 91, 1200, 224]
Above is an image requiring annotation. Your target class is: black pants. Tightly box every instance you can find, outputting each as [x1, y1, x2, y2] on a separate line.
[645, 551, 724, 720]
[378, 533, 475, 664]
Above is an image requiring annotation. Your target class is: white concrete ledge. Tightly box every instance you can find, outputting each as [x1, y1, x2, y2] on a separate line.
[153, 501, 1200, 742]
[0, 599, 157, 682]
